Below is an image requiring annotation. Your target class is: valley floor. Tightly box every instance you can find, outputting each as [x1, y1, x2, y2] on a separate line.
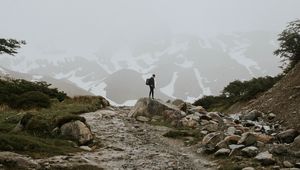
[36, 107, 216, 170]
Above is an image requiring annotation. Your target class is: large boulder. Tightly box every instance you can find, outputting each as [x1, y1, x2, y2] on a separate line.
[0, 151, 40, 169]
[129, 98, 185, 125]
[60, 120, 94, 145]
[276, 129, 299, 143]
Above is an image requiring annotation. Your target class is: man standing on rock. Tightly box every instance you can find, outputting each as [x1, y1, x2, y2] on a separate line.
[148, 74, 155, 99]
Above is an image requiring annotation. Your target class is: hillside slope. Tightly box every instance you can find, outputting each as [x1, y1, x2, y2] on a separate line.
[232, 63, 300, 130]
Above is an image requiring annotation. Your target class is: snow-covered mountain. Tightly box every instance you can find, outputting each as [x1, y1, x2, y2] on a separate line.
[0, 32, 282, 105]
[0, 66, 93, 97]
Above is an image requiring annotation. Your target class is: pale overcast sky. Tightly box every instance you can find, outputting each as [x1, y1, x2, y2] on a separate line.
[1, 0, 300, 58]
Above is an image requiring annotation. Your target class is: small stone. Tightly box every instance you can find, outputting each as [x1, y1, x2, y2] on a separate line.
[136, 116, 150, 122]
[283, 161, 294, 168]
[241, 146, 259, 157]
[214, 148, 231, 157]
[227, 127, 236, 135]
[292, 135, 300, 149]
[271, 165, 280, 170]
[268, 113, 276, 120]
[229, 144, 245, 150]
[79, 146, 92, 151]
[255, 151, 276, 165]
[242, 167, 255, 170]
[295, 163, 300, 168]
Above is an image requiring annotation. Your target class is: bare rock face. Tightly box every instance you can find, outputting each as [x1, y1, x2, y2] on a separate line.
[60, 120, 94, 145]
[0, 151, 40, 169]
[129, 98, 185, 126]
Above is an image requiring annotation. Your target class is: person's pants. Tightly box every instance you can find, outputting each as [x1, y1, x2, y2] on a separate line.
[149, 86, 154, 98]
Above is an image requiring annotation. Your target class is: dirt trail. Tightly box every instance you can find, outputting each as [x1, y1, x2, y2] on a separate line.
[38, 107, 216, 170]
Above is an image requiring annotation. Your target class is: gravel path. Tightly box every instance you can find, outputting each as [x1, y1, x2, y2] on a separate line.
[38, 107, 216, 170]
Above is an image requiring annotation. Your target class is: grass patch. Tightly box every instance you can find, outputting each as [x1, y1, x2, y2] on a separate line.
[0, 132, 79, 158]
[0, 95, 108, 157]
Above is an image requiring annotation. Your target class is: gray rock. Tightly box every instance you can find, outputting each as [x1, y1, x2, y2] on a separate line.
[283, 161, 294, 168]
[136, 116, 150, 122]
[241, 146, 259, 157]
[255, 151, 276, 165]
[272, 165, 280, 170]
[79, 146, 92, 151]
[207, 112, 223, 123]
[241, 110, 263, 121]
[291, 135, 300, 149]
[227, 127, 236, 135]
[214, 148, 230, 157]
[60, 120, 94, 145]
[270, 144, 288, 155]
[276, 129, 299, 143]
[0, 151, 40, 169]
[129, 98, 184, 126]
[238, 132, 257, 146]
[229, 144, 245, 150]
[202, 132, 223, 152]
[268, 113, 276, 120]
[242, 167, 255, 170]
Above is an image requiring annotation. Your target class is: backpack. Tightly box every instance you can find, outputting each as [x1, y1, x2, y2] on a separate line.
[146, 78, 150, 85]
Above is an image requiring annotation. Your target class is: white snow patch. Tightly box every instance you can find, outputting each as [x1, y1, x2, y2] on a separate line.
[160, 72, 178, 98]
[193, 68, 212, 96]
[228, 41, 261, 76]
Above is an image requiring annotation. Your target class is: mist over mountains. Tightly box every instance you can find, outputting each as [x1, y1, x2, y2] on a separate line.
[0, 31, 281, 105]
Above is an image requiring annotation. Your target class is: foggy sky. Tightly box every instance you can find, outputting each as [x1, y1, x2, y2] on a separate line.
[1, 0, 300, 59]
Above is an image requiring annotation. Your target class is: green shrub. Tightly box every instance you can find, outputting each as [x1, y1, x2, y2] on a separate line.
[0, 78, 67, 109]
[194, 75, 283, 111]
[8, 91, 51, 109]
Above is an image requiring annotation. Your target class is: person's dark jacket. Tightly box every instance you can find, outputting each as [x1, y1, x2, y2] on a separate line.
[149, 77, 155, 88]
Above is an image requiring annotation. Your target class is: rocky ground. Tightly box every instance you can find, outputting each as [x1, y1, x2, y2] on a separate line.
[0, 105, 216, 170]
[0, 97, 299, 170]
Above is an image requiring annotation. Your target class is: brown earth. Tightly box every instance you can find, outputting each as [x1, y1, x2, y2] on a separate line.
[227, 62, 300, 131]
